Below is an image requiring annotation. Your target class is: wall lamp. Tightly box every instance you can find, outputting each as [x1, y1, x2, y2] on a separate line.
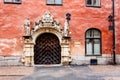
[108, 15, 114, 30]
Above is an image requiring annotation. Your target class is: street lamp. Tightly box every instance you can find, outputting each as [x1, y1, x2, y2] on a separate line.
[108, 0, 116, 65]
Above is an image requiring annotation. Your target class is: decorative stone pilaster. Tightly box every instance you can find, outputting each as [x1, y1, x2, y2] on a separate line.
[23, 36, 34, 66]
[61, 13, 72, 65]
[61, 36, 71, 65]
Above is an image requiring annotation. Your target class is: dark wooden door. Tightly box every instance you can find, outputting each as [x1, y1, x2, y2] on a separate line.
[34, 33, 61, 64]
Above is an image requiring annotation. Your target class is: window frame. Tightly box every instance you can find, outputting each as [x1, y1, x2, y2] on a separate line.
[86, 0, 101, 8]
[4, 0, 22, 4]
[46, 0, 63, 5]
[85, 28, 102, 56]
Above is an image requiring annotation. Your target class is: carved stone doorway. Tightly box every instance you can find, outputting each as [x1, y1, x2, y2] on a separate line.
[22, 12, 71, 66]
[34, 33, 61, 64]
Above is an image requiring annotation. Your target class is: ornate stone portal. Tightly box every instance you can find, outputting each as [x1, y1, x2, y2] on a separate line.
[23, 12, 71, 66]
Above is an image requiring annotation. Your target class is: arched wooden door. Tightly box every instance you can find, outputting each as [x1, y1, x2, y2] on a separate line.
[34, 33, 61, 64]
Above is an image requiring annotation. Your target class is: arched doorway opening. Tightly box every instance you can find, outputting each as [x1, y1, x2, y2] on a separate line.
[34, 33, 61, 64]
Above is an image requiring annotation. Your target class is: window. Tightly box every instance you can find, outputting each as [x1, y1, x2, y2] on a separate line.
[86, 0, 101, 7]
[46, 0, 62, 5]
[4, 0, 21, 4]
[85, 29, 101, 56]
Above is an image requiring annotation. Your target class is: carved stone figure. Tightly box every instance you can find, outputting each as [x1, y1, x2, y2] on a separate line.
[33, 20, 41, 31]
[24, 18, 31, 36]
[64, 20, 69, 36]
[55, 20, 60, 26]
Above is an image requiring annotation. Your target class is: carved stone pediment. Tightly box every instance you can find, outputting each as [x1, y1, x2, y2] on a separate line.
[32, 12, 61, 32]
[41, 12, 54, 23]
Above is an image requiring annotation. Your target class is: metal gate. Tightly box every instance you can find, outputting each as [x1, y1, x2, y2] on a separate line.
[34, 33, 61, 64]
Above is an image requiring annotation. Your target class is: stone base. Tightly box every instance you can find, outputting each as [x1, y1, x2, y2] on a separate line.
[116, 54, 120, 64]
[70, 54, 113, 65]
[1, 54, 120, 66]
[0, 56, 23, 66]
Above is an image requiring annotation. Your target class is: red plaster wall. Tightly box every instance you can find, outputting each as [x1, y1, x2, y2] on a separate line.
[116, 0, 120, 54]
[0, 0, 118, 56]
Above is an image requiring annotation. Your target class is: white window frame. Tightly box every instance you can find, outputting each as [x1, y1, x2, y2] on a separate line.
[4, 0, 21, 4]
[85, 29, 101, 56]
[86, 0, 101, 7]
[46, 0, 62, 5]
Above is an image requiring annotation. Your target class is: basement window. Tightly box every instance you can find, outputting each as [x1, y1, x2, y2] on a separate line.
[4, 0, 22, 4]
[86, 0, 101, 7]
[46, 0, 62, 5]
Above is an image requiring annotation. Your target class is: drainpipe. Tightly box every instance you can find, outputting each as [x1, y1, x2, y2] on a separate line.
[112, 0, 116, 65]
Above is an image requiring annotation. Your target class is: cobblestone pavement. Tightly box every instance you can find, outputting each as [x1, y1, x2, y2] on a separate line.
[0, 65, 120, 80]
[21, 65, 120, 80]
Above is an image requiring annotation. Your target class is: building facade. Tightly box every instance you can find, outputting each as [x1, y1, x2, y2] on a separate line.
[0, 0, 120, 66]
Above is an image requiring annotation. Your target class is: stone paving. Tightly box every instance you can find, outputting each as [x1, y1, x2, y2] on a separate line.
[0, 66, 33, 80]
[0, 65, 120, 80]
[22, 65, 120, 80]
